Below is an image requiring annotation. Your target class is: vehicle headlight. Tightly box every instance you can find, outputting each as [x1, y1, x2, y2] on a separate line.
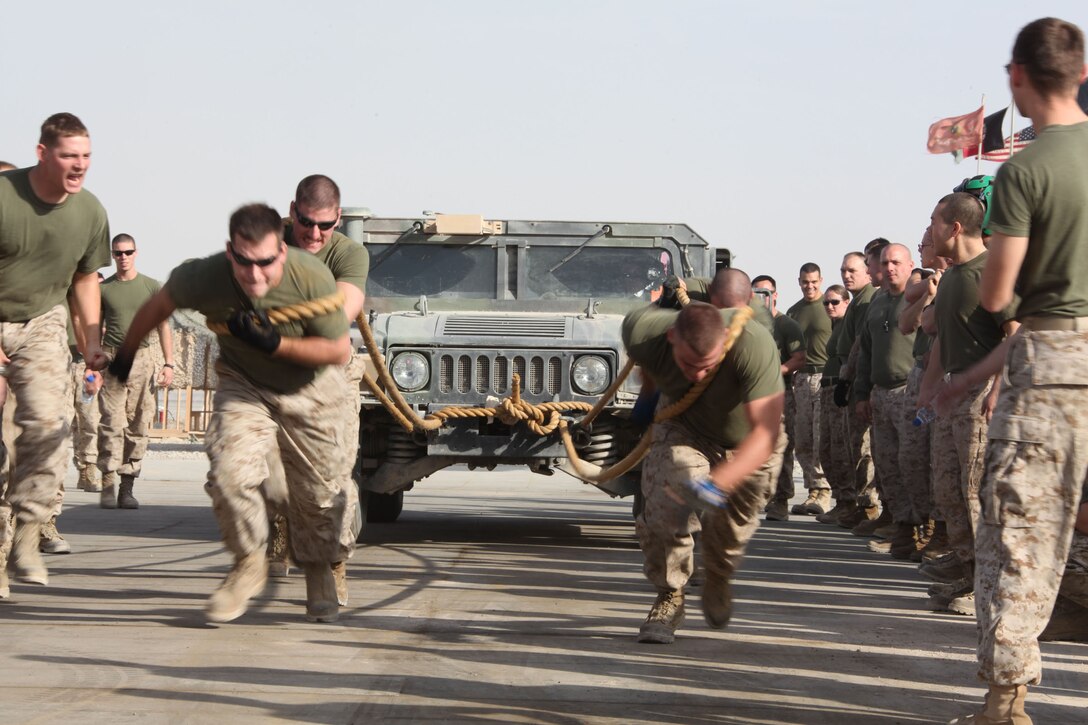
[572, 355, 610, 395]
[390, 352, 429, 392]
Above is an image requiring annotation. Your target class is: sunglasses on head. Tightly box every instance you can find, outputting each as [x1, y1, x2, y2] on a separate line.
[294, 207, 338, 231]
[228, 242, 281, 268]
[823, 299, 843, 306]
[112, 249, 135, 258]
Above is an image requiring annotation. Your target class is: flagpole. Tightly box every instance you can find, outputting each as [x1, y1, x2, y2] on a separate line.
[977, 94, 985, 175]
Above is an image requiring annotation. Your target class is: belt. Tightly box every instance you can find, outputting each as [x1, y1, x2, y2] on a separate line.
[820, 377, 838, 388]
[798, 365, 823, 374]
[1020, 315, 1088, 331]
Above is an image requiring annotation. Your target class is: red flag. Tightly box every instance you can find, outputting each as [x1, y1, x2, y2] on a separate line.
[927, 106, 984, 154]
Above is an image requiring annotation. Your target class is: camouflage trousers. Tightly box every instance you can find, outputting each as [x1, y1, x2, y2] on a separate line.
[792, 372, 828, 492]
[1058, 529, 1088, 609]
[819, 387, 853, 502]
[70, 358, 99, 471]
[97, 346, 155, 478]
[264, 352, 363, 560]
[636, 418, 785, 592]
[930, 379, 991, 569]
[976, 330, 1088, 686]
[846, 401, 876, 506]
[0, 305, 73, 524]
[772, 386, 795, 503]
[870, 378, 931, 524]
[205, 363, 352, 565]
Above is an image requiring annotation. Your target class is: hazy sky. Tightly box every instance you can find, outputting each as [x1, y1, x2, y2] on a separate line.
[2, 1, 1084, 307]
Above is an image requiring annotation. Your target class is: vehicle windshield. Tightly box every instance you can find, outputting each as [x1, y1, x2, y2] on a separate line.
[523, 247, 672, 300]
[366, 242, 673, 300]
[367, 244, 496, 298]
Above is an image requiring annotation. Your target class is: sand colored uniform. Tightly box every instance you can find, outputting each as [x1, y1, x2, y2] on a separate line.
[623, 305, 783, 592]
[167, 249, 351, 565]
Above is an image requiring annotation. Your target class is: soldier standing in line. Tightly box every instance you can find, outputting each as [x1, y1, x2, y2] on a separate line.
[786, 263, 833, 516]
[624, 297, 783, 644]
[839, 240, 888, 535]
[265, 174, 368, 608]
[947, 17, 1088, 722]
[97, 233, 174, 509]
[854, 244, 930, 560]
[815, 284, 853, 526]
[750, 275, 806, 522]
[110, 203, 352, 623]
[916, 193, 1019, 619]
[0, 113, 110, 594]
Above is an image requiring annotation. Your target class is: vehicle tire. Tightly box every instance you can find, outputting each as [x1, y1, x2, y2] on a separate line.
[366, 490, 404, 523]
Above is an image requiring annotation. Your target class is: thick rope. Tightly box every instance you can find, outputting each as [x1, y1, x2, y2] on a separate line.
[206, 291, 347, 335]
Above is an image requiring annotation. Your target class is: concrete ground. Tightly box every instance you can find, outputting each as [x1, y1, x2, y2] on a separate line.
[1, 455, 1085, 724]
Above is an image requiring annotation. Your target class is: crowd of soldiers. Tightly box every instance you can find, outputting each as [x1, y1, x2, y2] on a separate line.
[0, 15, 1085, 725]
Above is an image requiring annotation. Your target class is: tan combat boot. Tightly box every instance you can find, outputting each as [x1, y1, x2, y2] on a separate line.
[266, 514, 291, 577]
[804, 489, 832, 515]
[332, 561, 348, 607]
[77, 466, 102, 492]
[763, 499, 790, 521]
[304, 564, 339, 623]
[791, 490, 821, 515]
[205, 550, 268, 623]
[637, 589, 685, 644]
[118, 475, 139, 509]
[853, 506, 892, 536]
[11, 521, 48, 585]
[949, 684, 1032, 724]
[100, 472, 118, 509]
[39, 516, 71, 554]
[0, 539, 9, 599]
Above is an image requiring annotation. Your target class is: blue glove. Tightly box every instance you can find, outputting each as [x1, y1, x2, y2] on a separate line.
[672, 476, 730, 513]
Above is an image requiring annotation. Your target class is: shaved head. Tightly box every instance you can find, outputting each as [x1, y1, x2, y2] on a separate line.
[709, 268, 752, 308]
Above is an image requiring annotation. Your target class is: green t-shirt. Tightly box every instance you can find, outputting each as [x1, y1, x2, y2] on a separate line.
[0, 168, 110, 322]
[836, 283, 875, 363]
[166, 248, 348, 393]
[286, 225, 370, 294]
[855, 290, 916, 399]
[101, 273, 162, 348]
[989, 121, 1088, 318]
[823, 318, 844, 380]
[622, 304, 783, 449]
[786, 297, 831, 371]
[934, 251, 1018, 373]
[772, 312, 805, 384]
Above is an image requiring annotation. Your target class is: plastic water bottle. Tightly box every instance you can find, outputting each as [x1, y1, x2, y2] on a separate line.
[81, 373, 97, 405]
[913, 406, 936, 427]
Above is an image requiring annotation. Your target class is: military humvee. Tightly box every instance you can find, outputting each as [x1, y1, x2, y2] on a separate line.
[340, 210, 728, 524]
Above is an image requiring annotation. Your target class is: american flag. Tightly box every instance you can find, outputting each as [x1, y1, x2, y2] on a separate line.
[975, 126, 1036, 161]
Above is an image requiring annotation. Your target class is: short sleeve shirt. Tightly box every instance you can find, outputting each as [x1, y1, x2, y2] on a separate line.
[287, 224, 370, 294]
[166, 248, 347, 393]
[786, 297, 831, 371]
[0, 168, 110, 321]
[622, 305, 783, 448]
[989, 121, 1088, 317]
[101, 273, 162, 348]
[934, 251, 1018, 373]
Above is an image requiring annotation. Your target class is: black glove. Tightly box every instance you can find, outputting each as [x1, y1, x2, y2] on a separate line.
[657, 275, 683, 309]
[108, 349, 135, 383]
[630, 390, 660, 428]
[227, 309, 281, 354]
[833, 379, 852, 408]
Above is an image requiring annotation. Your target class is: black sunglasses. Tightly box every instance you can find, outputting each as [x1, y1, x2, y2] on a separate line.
[228, 242, 282, 268]
[112, 249, 135, 258]
[823, 299, 843, 306]
[295, 208, 338, 231]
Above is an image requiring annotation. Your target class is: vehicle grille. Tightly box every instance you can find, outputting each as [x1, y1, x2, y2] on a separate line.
[438, 352, 564, 398]
[442, 316, 567, 338]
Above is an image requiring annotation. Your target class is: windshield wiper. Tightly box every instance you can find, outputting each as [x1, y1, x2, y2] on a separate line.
[548, 225, 612, 274]
[370, 221, 424, 273]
